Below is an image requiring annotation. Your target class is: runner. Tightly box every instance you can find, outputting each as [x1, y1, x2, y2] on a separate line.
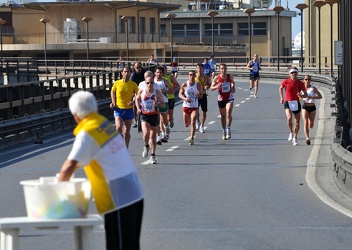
[301, 75, 322, 145]
[279, 66, 308, 146]
[170, 58, 179, 79]
[153, 66, 174, 144]
[210, 63, 236, 140]
[135, 76, 166, 164]
[195, 63, 211, 133]
[130, 62, 147, 127]
[203, 57, 212, 78]
[110, 66, 138, 148]
[163, 64, 180, 134]
[246, 53, 261, 98]
[179, 70, 202, 145]
[208, 55, 217, 80]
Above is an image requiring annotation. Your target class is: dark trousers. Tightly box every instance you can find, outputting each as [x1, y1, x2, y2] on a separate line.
[104, 199, 144, 250]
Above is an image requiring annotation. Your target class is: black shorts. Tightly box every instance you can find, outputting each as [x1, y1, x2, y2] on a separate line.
[141, 113, 159, 127]
[198, 94, 208, 112]
[284, 101, 302, 114]
[218, 99, 234, 109]
[168, 98, 175, 109]
[249, 74, 260, 80]
[302, 104, 317, 113]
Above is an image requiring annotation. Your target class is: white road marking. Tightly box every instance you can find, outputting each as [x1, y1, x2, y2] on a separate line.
[235, 104, 240, 107]
[166, 146, 179, 151]
[208, 121, 216, 124]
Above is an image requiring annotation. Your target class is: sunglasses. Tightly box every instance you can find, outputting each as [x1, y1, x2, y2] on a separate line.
[146, 82, 154, 84]
[189, 74, 195, 76]
[304, 78, 311, 81]
[135, 66, 142, 69]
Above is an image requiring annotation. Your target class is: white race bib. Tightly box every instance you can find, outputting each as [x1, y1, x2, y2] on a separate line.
[222, 82, 231, 93]
[288, 100, 298, 111]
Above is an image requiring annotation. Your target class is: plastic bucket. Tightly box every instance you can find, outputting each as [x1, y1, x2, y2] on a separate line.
[20, 176, 91, 219]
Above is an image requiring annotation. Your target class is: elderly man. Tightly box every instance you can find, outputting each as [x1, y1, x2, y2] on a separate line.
[59, 90, 144, 250]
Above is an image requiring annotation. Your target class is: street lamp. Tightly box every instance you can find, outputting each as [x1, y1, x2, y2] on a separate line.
[296, 3, 309, 73]
[121, 16, 132, 61]
[40, 18, 50, 75]
[324, 0, 339, 77]
[0, 18, 6, 61]
[81, 16, 93, 60]
[243, 8, 256, 61]
[273, 6, 284, 71]
[312, 1, 326, 74]
[207, 10, 218, 56]
[166, 13, 177, 62]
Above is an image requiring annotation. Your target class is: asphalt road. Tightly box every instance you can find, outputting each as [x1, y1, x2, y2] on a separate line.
[1, 76, 352, 250]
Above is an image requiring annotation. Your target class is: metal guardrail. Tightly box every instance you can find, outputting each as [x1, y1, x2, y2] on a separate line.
[0, 99, 111, 148]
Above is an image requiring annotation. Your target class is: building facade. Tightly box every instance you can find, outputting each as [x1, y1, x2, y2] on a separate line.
[0, 1, 295, 64]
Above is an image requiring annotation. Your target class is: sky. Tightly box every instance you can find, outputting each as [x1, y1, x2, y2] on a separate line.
[272, 0, 302, 38]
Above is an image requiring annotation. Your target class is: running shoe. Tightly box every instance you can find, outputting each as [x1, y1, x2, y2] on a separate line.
[157, 140, 162, 145]
[196, 121, 200, 130]
[132, 121, 137, 128]
[292, 138, 298, 146]
[199, 126, 205, 133]
[253, 95, 258, 98]
[226, 129, 231, 140]
[189, 138, 194, 145]
[165, 134, 169, 139]
[222, 132, 227, 140]
[170, 121, 174, 128]
[165, 126, 170, 135]
[142, 146, 149, 158]
[306, 138, 311, 145]
[288, 132, 293, 141]
[161, 137, 168, 143]
[150, 155, 157, 164]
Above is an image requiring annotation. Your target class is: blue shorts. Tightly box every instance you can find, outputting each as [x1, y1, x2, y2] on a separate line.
[114, 107, 134, 120]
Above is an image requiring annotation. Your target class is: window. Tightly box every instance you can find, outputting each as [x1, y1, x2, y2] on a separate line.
[160, 24, 166, 37]
[139, 17, 145, 34]
[119, 16, 136, 33]
[172, 24, 199, 37]
[204, 23, 233, 36]
[238, 22, 267, 36]
[150, 18, 155, 34]
[130, 17, 135, 33]
[119, 16, 125, 33]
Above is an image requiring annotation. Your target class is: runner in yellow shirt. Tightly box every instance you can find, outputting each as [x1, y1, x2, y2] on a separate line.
[110, 66, 138, 148]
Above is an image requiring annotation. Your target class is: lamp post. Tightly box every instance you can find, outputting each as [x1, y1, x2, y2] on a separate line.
[121, 16, 132, 61]
[273, 6, 284, 71]
[166, 13, 177, 62]
[296, 3, 309, 73]
[324, 0, 339, 77]
[243, 8, 256, 60]
[207, 10, 218, 56]
[0, 18, 6, 62]
[40, 18, 50, 75]
[81, 17, 93, 60]
[312, 1, 326, 74]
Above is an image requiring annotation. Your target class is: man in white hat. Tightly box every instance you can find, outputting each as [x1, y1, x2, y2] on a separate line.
[279, 66, 308, 146]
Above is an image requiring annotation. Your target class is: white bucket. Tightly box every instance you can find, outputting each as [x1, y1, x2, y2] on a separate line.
[20, 176, 91, 219]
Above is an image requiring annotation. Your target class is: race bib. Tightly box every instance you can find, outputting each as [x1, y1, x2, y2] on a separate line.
[142, 99, 155, 113]
[288, 100, 298, 111]
[222, 82, 231, 93]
